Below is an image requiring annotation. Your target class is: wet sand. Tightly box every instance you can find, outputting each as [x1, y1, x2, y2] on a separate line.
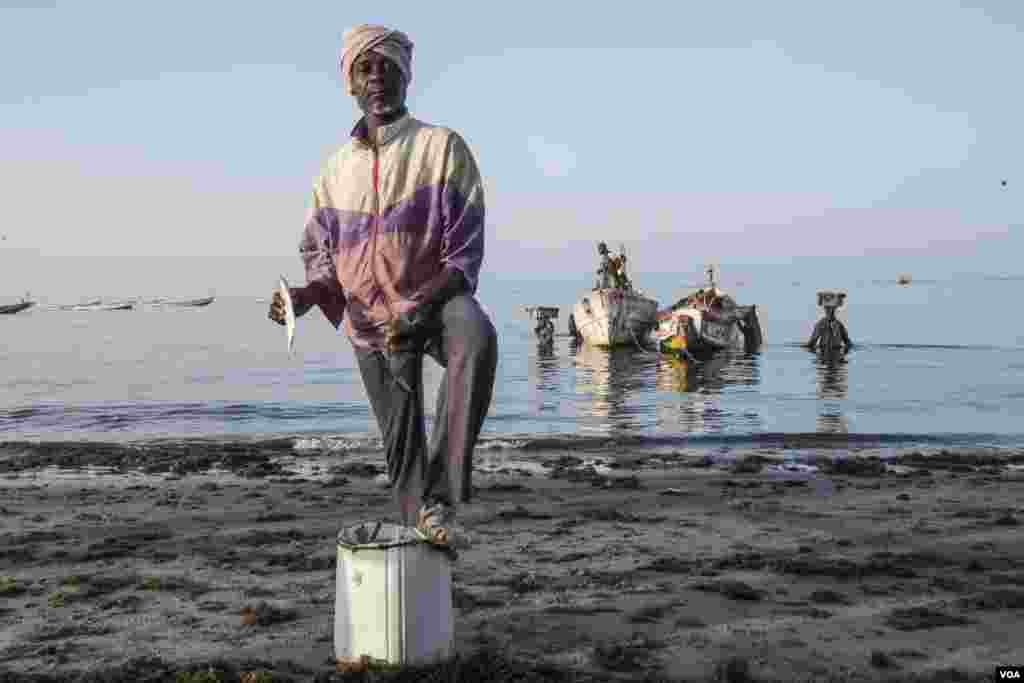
[1, 442, 1023, 682]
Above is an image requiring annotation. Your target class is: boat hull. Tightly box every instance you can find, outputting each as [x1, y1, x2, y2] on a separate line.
[169, 296, 215, 307]
[0, 301, 34, 315]
[573, 289, 658, 347]
[654, 305, 763, 354]
[64, 303, 134, 311]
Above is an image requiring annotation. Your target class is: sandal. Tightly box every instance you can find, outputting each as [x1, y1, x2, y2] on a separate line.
[415, 502, 453, 546]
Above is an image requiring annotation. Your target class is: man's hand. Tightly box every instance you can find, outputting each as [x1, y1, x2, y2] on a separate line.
[268, 290, 288, 326]
[384, 306, 441, 353]
[268, 288, 310, 326]
[384, 314, 418, 353]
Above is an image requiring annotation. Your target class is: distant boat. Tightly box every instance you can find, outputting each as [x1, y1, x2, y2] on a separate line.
[62, 302, 134, 311]
[167, 296, 215, 307]
[0, 301, 34, 315]
[59, 299, 102, 310]
[897, 274, 912, 286]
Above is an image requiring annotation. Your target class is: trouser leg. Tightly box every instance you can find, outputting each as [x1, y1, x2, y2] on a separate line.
[354, 346, 426, 525]
[423, 294, 498, 508]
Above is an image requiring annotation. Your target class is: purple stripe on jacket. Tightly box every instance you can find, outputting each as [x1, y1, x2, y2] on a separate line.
[299, 209, 349, 328]
[440, 183, 485, 292]
[300, 115, 486, 348]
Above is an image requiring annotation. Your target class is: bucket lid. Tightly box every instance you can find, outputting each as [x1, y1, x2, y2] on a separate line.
[337, 521, 420, 549]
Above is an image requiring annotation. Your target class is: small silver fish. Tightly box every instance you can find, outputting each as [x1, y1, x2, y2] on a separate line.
[278, 275, 296, 353]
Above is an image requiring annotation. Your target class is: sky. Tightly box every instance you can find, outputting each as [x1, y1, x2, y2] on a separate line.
[1, 1, 1021, 301]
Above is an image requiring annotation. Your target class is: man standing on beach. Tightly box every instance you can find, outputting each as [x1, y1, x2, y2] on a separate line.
[268, 24, 498, 544]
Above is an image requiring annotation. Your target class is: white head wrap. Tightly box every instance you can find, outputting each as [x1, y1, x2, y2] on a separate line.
[340, 24, 413, 95]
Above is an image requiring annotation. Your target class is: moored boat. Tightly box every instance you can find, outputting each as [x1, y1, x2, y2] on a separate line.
[59, 299, 101, 311]
[63, 302, 134, 311]
[571, 242, 658, 347]
[0, 301, 34, 315]
[652, 266, 763, 355]
[573, 289, 659, 347]
[167, 296, 215, 307]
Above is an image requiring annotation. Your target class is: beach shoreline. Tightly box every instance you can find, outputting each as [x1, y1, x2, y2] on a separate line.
[1, 441, 1023, 682]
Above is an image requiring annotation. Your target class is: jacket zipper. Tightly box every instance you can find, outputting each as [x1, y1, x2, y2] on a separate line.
[371, 140, 408, 388]
[369, 142, 394, 326]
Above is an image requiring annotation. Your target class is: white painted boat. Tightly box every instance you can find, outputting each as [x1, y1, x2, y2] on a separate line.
[62, 302, 134, 311]
[572, 288, 659, 347]
[59, 299, 101, 311]
[167, 296, 215, 307]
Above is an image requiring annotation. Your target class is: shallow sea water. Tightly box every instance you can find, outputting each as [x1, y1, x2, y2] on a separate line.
[3, 272, 1023, 461]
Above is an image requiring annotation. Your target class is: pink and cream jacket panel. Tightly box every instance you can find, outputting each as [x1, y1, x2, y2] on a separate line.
[298, 114, 485, 349]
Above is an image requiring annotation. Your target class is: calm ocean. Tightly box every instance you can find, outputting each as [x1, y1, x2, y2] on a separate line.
[3, 270, 1024, 455]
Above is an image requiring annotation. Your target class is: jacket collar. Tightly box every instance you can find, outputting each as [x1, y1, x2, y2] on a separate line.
[351, 113, 413, 148]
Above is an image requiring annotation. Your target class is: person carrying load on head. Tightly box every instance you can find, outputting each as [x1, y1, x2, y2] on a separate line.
[611, 248, 632, 291]
[805, 291, 852, 353]
[534, 311, 555, 346]
[594, 241, 613, 289]
[267, 24, 498, 546]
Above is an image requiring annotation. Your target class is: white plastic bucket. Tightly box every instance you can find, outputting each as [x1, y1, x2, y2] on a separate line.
[335, 522, 454, 667]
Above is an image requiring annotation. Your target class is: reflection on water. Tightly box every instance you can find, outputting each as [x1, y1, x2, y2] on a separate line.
[528, 341, 561, 413]
[655, 351, 761, 394]
[515, 317, 1021, 442]
[563, 342, 764, 435]
[655, 350, 763, 435]
[816, 353, 848, 399]
[814, 352, 849, 433]
[570, 343, 661, 429]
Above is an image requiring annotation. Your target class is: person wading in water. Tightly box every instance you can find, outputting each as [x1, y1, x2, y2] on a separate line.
[805, 292, 853, 353]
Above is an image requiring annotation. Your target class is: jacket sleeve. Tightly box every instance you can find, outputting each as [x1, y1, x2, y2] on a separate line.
[805, 319, 823, 349]
[299, 187, 347, 329]
[439, 132, 485, 293]
[839, 321, 853, 348]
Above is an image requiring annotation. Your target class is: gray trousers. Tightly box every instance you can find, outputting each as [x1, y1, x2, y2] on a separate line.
[354, 295, 498, 524]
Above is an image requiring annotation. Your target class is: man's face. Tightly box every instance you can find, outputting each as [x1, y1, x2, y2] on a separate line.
[351, 51, 407, 119]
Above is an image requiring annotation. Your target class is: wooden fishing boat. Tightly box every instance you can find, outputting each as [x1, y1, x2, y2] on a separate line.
[59, 299, 101, 311]
[63, 302, 134, 311]
[0, 301, 34, 315]
[573, 288, 658, 347]
[652, 266, 763, 355]
[570, 242, 658, 347]
[167, 296, 215, 307]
